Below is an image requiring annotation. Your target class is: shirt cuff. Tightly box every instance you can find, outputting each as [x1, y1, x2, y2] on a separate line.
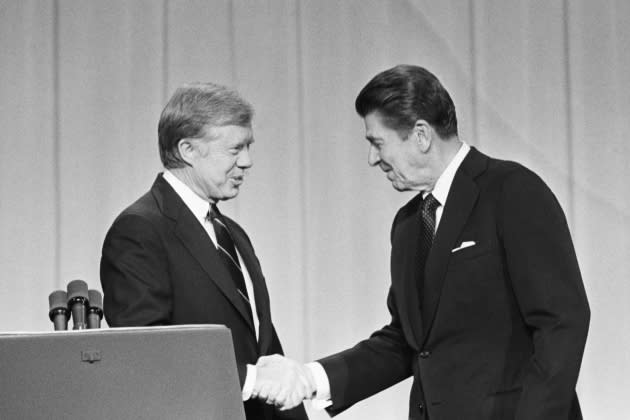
[306, 362, 332, 409]
[241, 364, 257, 401]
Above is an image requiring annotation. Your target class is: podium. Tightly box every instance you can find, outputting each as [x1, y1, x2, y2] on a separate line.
[0, 325, 246, 420]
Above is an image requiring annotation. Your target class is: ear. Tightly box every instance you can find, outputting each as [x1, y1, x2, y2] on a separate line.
[177, 138, 198, 165]
[412, 120, 433, 153]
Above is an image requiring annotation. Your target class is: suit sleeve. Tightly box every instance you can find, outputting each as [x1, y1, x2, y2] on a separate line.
[499, 169, 590, 419]
[317, 209, 414, 415]
[100, 213, 172, 326]
[317, 288, 413, 416]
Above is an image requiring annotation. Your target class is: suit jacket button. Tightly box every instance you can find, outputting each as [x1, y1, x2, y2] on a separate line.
[419, 350, 431, 358]
[418, 403, 425, 414]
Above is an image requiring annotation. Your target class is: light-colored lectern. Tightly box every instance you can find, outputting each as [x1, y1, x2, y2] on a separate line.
[0, 325, 246, 420]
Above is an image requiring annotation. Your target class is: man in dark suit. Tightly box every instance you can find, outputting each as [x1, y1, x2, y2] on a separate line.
[100, 82, 310, 420]
[260, 65, 590, 419]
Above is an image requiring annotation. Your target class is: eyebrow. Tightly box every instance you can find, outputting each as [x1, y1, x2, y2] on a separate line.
[229, 136, 254, 148]
[239, 133, 254, 143]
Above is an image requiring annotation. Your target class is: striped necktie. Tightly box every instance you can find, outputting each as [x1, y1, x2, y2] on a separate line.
[208, 204, 250, 304]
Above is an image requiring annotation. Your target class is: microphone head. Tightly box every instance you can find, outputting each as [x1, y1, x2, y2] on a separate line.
[88, 289, 103, 310]
[48, 290, 68, 311]
[67, 279, 89, 301]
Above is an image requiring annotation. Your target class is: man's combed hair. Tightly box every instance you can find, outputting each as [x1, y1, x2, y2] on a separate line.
[355, 65, 458, 139]
[158, 82, 253, 169]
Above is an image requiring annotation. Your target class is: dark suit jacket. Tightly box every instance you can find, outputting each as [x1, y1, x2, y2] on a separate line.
[100, 174, 308, 420]
[319, 147, 590, 420]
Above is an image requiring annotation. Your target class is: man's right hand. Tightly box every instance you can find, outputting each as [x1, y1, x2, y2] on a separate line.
[252, 354, 315, 410]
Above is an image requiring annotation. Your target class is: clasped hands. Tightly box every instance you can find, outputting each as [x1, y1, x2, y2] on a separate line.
[252, 354, 316, 410]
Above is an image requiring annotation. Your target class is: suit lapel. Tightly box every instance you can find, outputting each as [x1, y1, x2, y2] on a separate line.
[152, 175, 257, 337]
[230, 224, 274, 353]
[393, 194, 424, 351]
[421, 148, 486, 342]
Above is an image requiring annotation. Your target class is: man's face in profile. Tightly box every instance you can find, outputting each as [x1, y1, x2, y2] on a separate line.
[363, 112, 429, 192]
[189, 124, 254, 202]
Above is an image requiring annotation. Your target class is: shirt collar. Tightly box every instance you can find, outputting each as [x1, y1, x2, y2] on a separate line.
[163, 170, 211, 223]
[426, 142, 470, 205]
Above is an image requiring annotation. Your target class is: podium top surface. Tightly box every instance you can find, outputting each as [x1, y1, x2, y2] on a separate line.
[0, 323, 227, 336]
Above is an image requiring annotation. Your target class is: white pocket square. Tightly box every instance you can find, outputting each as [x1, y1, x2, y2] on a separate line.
[451, 241, 476, 253]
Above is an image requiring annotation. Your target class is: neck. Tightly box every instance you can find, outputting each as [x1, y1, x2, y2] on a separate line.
[167, 167, 214, 203]
[426, 136, 462, 190]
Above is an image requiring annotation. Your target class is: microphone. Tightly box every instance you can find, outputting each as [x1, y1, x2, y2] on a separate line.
[67, 279, 89, 330]
[48, 290, 69, 330]
[87, 289, 103, 329]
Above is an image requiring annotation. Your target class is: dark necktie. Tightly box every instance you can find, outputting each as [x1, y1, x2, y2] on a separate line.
[418, 193, 440, 298]
[208, 205, 250, 304]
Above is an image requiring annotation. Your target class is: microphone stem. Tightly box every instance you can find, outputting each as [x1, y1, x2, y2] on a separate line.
[69, 297, 88, 330]
[87, 309, 103, 329]
[49, 308, 68, 331]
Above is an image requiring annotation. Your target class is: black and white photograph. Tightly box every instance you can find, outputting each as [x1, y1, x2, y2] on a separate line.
[1, 1, 628, 419]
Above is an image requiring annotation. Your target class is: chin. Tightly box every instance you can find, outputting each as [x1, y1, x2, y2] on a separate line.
[224, 188, 240, 199]
[391, 182, 411, 192]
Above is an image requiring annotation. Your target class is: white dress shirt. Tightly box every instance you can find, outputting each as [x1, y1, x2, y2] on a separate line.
[308, 142, 471, 408]
[425, 141, 470, 230]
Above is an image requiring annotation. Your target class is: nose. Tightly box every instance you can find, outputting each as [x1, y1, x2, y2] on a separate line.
[367, 144, 380, 167]
[237, 148, 253, 169]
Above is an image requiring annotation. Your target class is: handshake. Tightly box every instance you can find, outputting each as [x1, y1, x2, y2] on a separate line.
[250, 354, 320, 411]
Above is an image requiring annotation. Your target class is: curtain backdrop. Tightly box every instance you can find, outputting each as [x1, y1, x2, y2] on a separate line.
[1, 1, 628, 418]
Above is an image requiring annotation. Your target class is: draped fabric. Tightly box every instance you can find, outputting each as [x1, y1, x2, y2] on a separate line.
[1, 1, 628, 418]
